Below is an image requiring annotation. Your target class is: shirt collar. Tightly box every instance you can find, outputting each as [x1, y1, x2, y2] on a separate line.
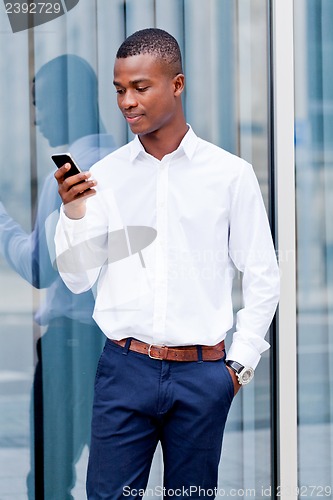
[129, 125, 198, 163]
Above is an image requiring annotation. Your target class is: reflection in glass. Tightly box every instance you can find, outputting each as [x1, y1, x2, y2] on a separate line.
[0, 54, 116, 498]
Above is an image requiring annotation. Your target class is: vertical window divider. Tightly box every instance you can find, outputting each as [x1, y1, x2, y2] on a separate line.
[271, 0, 298, 498]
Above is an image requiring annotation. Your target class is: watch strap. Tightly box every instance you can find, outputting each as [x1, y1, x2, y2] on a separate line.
[225, 360, 244, 374]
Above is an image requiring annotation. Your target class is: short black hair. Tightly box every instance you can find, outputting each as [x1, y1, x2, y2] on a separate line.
[116, 28, 183, 76]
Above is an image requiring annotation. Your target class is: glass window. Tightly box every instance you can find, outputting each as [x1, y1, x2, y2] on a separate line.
[219, 1, 274, 496]
[0, 1, 274, 497]
[295, 0, 333, 492]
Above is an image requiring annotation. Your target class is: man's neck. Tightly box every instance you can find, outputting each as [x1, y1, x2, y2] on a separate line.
[139, 122, 189, 161]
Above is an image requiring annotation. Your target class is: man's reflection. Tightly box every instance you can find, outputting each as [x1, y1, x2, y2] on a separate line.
[0, 54, 116, 499]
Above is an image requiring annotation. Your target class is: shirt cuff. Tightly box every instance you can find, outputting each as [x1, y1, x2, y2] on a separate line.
[226, 336, 270, 369]
[59, 204, 87, 227]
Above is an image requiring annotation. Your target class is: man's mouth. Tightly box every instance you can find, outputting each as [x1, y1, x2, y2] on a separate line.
[124, 114, 143, 124]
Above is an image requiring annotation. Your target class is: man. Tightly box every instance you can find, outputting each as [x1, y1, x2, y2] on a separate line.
[54, 29, 279, 499]
[0, 54, 115, 499]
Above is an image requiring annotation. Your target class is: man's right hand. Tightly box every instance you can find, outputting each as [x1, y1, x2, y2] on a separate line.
[54, 163, 97, 220]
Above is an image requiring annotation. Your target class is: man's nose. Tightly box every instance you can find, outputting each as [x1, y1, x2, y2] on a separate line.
[121, 90, 138, 109]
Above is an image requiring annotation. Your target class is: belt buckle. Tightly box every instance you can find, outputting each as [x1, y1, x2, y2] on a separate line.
[148, 344, 165, 360]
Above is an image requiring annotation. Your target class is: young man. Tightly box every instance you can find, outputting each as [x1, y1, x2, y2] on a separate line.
[54, 28, 279, 499]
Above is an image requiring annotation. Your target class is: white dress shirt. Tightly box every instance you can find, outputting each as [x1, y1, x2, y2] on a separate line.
[55, 127, 279, 368]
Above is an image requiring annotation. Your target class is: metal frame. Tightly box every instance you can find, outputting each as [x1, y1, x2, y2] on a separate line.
[271, 0, 298, 498]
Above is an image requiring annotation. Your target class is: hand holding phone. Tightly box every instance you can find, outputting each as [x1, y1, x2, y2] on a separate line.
[51, 153, 82, 178]
[52, 152, 97, 219]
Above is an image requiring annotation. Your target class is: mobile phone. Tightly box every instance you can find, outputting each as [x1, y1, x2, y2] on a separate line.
[51, 153, 81, 179]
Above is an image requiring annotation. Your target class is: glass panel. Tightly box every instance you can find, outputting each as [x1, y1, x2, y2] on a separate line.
[0, 0, 273, 497]
[219, 1, 273, 496]
[0, 1, 118, 498]
[0, 20, 35, 500]
[295, 0, 333, 493]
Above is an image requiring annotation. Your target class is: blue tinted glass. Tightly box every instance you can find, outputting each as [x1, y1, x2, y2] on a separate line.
[295, 0, 333, 490]
[0, 0, 273, 497]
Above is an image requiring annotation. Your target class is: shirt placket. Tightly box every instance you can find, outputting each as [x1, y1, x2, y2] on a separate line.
[152, 159, 169, 342]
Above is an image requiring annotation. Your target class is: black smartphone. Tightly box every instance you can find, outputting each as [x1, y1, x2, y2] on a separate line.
[51, 153, 81, 179]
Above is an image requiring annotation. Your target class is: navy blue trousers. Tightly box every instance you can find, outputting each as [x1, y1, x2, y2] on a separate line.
[86, 339, 234, 499]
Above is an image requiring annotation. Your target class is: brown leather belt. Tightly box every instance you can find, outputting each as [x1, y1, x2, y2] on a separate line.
[111, 338, 225, 362]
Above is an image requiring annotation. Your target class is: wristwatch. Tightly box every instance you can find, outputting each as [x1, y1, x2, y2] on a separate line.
[226, 360, 254, 385]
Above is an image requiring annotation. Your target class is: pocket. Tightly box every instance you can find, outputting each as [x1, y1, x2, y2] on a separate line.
[94, 341, 109, 388]
[223, 361, 236, 399]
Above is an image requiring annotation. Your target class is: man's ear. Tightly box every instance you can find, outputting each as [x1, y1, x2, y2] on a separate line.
[173, 74, 185, 96]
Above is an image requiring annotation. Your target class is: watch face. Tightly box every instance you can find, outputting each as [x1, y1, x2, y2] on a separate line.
[238, 367, 254, 385]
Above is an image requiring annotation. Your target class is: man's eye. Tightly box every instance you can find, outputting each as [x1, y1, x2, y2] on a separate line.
[137, 87, 148, 92]
[116, 89, 125, 94]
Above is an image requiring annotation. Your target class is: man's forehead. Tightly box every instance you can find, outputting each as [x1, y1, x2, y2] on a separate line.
[114, 53, 166, 78]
